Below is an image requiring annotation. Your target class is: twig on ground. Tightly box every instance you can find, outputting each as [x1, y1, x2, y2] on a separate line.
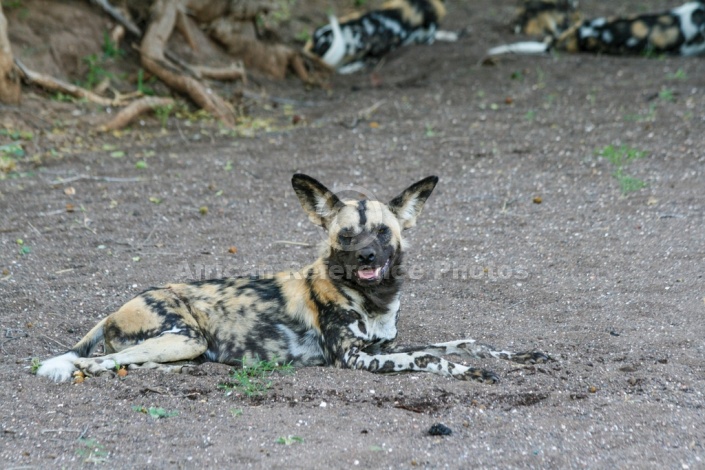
[40, 334, 70, 350]
[48, 175, 143, 185]
[272, 240, 313, 247]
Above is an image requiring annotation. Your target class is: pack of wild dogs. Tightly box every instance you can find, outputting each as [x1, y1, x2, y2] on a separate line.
[302, 0, 705, 73]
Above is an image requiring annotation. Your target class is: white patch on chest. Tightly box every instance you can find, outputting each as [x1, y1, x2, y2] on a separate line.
[348, 296, 400, 341]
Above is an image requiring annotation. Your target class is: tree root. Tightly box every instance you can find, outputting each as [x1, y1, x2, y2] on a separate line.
[98, 96, 175, 132]
[141, 0, 240, 126]
[14, 59, 125, 106]
[0, 4, 21, 104]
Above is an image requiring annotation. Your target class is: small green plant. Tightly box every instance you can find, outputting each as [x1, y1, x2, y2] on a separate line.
[30, 357, 41, 374]
[101, 32, 123, 59]
[0, 129, 33, 140]
[276, 435, 304, 445]
[230, 408, 243, 417]
[424, 124, 436, 137]
[667, 68, 687, 80]
[658, 88, 675, 102]
[524, 109, 536, 121]
[154, 104, 174, 128]
[218, 357, 293, 397]
[295, 31, 311, 42]
[132, 405, 179, 419]
[136, 69, 155, 96]
[624, 102, 657, 122]
[16, 238, 30, 255]
[510, 70, 524, 81]
[135, 160, 148, 169]
[81, 53, 111, 89]
[76, 438, 109, 464]
[595, 145, 648, 194]
[641, 46, 664, 59]
[0, 142, 24, 158]
[51, 92, 75, 102]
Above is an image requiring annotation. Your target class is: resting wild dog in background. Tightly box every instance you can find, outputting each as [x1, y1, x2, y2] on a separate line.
[37, 174, 548, 383]
[513, 0, 581, 37]
[489, 0, 705, 56]
[306, 0, 457, 74]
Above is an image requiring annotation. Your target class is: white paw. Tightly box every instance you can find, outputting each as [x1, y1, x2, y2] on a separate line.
[434, 30, 459, 42]
[36, 352, 78, 382]
[75, 357, 117, 376]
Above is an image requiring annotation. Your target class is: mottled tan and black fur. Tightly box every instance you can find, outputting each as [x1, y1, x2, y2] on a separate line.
[491, 1, 705, 56]
[37, 174, 548, 383]
[306, 0, 455, 74]
[514, 0, 581, 37]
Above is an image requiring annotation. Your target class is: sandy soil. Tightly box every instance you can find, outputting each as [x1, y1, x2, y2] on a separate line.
[1, 0, 704, 468]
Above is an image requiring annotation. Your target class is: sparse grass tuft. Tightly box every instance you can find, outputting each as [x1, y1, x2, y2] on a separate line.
[595, 145, 648, 194]
[218, 357, 294, 397]
[76, 438, 109, 464]
[132, 405, 179, 419]
[30, 357, 41, 374]
[276, 435, 304, 445]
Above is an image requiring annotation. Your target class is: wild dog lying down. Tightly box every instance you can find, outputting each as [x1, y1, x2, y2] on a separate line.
[37, 174, 548, 383]
[306, 0, 457, 74]
[512, 0, 581, 37]
[489, 1, 705, 56]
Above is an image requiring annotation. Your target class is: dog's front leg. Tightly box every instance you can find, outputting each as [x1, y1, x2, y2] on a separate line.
[343, 347, 499, 383]
[394, 339, 550, 364]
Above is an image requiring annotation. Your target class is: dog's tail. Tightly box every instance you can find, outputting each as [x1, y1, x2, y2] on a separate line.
[321, 14, 347, 69]
[487, 41, 551, 56]
[36, 317, 108, 382]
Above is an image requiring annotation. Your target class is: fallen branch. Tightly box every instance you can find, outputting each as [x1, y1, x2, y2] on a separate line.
[14, 59, 123, 106]
[98, 96, 175, 131]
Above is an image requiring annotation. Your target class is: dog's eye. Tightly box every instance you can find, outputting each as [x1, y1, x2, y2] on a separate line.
[376, 226, 390, 237]
[338, 231, 355, 244]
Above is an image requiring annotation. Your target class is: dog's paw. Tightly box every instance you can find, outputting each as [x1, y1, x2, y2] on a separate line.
[512, 351, 552, 364]
[36, 352, 79, 382]
[457, 367, 500, 384]
[74, 357, 118, 377]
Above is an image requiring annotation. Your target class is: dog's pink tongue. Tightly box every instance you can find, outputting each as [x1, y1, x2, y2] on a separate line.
[358, 267, 381, 280]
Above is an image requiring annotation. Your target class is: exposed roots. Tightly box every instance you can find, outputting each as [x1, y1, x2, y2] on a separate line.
[98, 96, 176, 132]
[15, 59, 124, 106]
[0, 4, 21, 104]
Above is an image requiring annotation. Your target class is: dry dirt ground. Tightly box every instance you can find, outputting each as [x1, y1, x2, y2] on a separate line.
[2, 0, 705, 468]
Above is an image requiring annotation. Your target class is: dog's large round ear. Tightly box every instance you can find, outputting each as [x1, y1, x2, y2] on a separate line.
[388, 176, 439, 229]
[292, 174, 342, 228]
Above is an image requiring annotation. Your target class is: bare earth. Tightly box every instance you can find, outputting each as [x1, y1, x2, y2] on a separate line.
[1, 0, 704, 468]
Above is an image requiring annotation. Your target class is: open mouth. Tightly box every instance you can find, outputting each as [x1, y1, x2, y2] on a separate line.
[356, 259, 391, 283]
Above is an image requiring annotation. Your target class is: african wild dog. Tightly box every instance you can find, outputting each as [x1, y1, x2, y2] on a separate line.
[306, 0, 457, 74]
[37, 174, 548, 383]
[513, 0, 581, 38]
[489, 1, 705, 56]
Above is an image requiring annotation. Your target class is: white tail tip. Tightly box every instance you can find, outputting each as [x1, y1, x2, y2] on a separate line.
[36, 352, 79, 382]
[487, 41, 550, 56]
[321, 15, 347, 68]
